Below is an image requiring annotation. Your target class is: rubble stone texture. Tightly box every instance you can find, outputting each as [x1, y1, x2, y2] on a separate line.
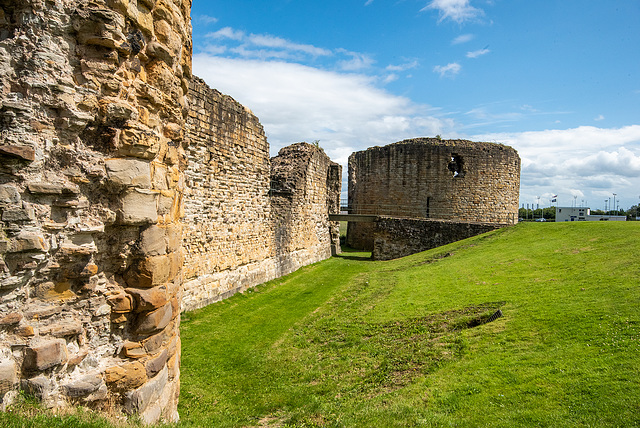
[0, 0, 192, 422]
[183, 79, 341, 310]
[347, 138, 521, 251]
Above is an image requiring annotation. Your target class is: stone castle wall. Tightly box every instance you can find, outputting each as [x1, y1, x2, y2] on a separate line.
[0, 0, 191, 422]
[347, 138, 520, 250]
[182, 79, 341, 312]
[372, 218, 501, 261]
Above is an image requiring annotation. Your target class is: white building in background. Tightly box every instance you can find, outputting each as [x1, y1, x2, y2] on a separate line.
[555, 207, 626, 222]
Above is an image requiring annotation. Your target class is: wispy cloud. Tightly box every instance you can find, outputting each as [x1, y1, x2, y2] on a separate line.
[208, 27, 245, 41]
[336, 49, 375, 71]
[386, 60, 419, 72]
[595, 114, 605, 121]
[193, 15, 219, 26]
[452, 34, 474, 45]
[248, 34, 332, 57]
[466, 47, 490, 58]
[422, 0, 484, 23]
[433, 62, 461, 78]
[365, 0, 374, 5]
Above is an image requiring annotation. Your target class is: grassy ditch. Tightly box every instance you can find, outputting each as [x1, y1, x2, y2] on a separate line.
[178, 222, 640, 427]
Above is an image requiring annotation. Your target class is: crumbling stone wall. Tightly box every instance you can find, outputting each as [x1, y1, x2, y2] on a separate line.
[372, 218, 501, 261]
[0, 0, 191, 422]
[183, 79, 341, 311]
[270, 143, 342, 273]
[347, 138, 520, 250]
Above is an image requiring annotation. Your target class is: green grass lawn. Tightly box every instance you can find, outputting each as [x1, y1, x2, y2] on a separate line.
[3, 222, 639, 427]
[178, 222, 640, 427]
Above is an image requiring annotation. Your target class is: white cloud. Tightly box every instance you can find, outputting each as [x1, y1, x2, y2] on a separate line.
[207, 27, 245, 41]
[248, 34, 332, 57]
[383, 74, 399, 83]
[386, 60, 419, 72]
[365, 0, 374, 5]
[194, 15, 219, 25]
[466, 48, 490, 58]
[422, 0, 484, 23]
[193, 54, 453, 165]
[473, 126, 640, 208]
[595, 114, 605, 121]
[433, 62, 461, 77]
[452, 34, 474, 44]
[336, 49, 375, 71]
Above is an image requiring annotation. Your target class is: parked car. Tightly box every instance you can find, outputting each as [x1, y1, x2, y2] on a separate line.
[535, 218, 547, 222]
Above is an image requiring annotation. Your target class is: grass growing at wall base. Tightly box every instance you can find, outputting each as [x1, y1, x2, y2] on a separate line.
[178, 222, 640, 427]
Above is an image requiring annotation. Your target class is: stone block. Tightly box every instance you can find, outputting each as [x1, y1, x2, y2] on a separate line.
[145, 349, 168, 378]
[105, 158, 151, 189]
[9, 232, 48, 253]
[2, 207, 35, 222]
[34, 281, 76, 302]
[124, 254, 170, 289]
[27, 182, 79, 195]
[0, 312, 23, 326]
[126, 285, 169, 312]
[23, 339, 68, 371]
[0, 184, 21, 206]
[146, 41, 174, 66]
[124, 365, 167, 416]
[40, 319, 83, 337]
[0, 144, 35, 161]
[119, 189, 158, 225]
[116, 127, 161, 160]
[107, 291, 133, 313]
[62, 374, 103, 398]
[21, 375, 52, 400]
[0, 360, 18, 396]
[140, 225, 167, 256]
[165, 223, 182, 253]
[134, 301, 172, 334]
[105, 361, 147, 391]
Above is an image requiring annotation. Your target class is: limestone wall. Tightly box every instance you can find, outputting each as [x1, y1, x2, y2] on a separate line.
[182, 78, 341, 311]
[348, 138, 520, 250]
[0, 0, 191, 422]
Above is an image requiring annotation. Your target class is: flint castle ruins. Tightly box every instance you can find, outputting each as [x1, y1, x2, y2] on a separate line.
[0, 0, 519, 423]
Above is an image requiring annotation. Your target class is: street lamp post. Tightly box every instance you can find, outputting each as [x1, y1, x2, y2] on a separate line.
[613, 193, 617, 216]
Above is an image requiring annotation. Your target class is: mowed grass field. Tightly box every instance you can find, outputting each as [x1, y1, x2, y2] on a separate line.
[2, 222, 639, 427]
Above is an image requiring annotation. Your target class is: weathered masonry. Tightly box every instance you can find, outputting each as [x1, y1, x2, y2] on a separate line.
[347, 138, 521, 254]
[182, 78, 341, 312]
[0, 0, 187, 422]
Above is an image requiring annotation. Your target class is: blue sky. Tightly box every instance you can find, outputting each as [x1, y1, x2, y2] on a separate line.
[190, 0, 640, 210]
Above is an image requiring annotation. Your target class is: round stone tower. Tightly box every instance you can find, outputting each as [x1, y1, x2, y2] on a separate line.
[347, 138, 521, 250]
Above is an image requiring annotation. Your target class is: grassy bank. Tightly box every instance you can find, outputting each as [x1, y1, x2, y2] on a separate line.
[3, 222, 639, 427]
[178, 222, 640, 427]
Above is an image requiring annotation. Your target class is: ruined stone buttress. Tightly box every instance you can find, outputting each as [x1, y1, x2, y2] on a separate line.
[0, 0, 192, 422]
